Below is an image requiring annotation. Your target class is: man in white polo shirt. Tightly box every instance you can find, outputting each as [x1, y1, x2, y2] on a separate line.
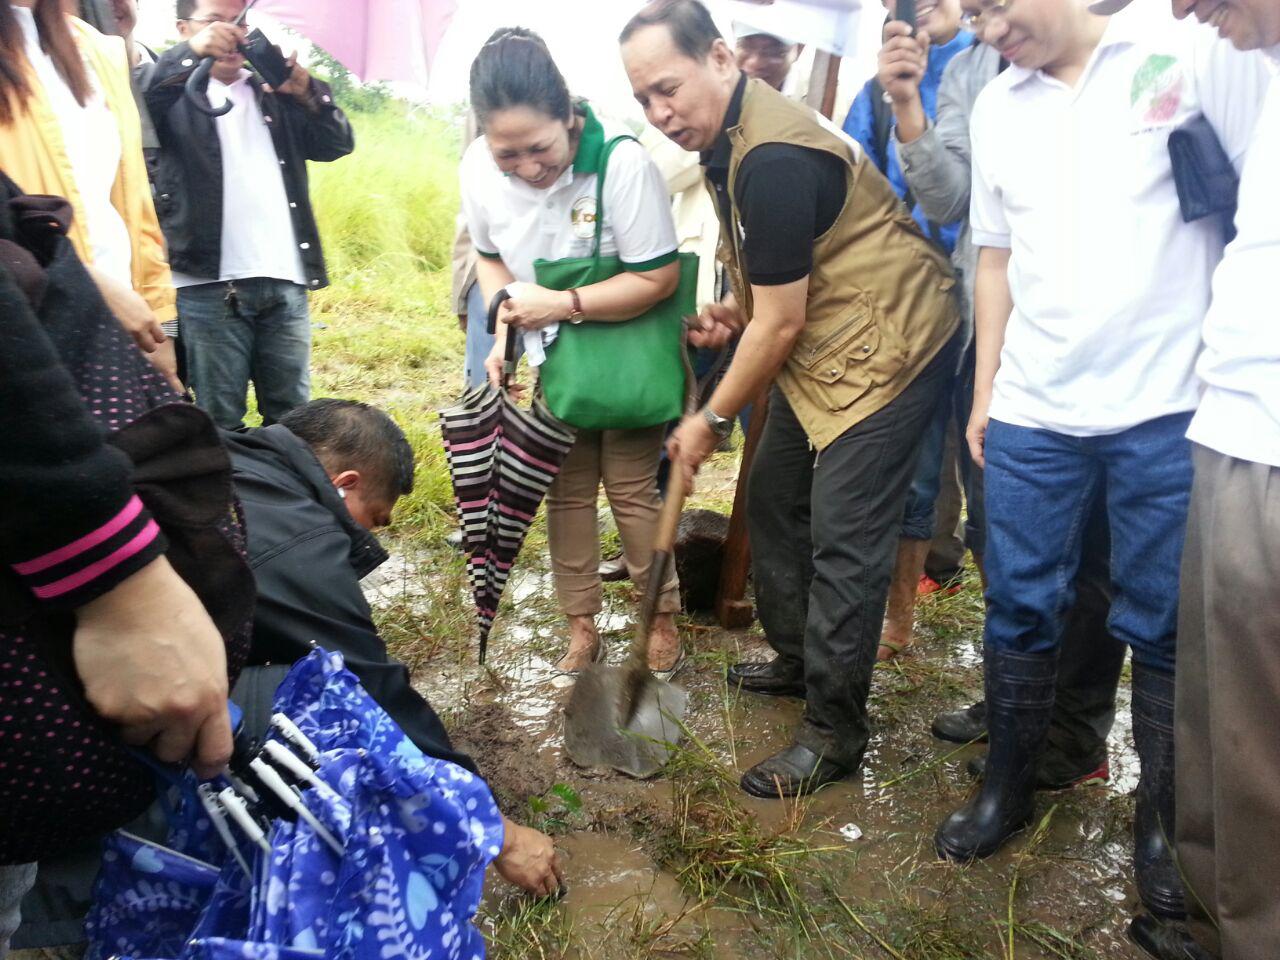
[929, 0, 1268, 953]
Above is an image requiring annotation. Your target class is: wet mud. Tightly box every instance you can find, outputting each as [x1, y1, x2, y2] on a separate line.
[370, 548, 1147, 959]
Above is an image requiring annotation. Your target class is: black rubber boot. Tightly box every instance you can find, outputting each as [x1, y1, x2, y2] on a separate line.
[1131, 663, 1187, 920]
[935, 648, 1057, 862]
[931, 700, 988, 743]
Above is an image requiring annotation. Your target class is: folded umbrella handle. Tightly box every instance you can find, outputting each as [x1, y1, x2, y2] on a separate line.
[486, 289, 520, 389]
[184, 57, 235, 118]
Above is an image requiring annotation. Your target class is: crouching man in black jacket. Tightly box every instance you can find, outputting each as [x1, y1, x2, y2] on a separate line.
[225, 399, 564, 898]
[143, 2, 354, 430]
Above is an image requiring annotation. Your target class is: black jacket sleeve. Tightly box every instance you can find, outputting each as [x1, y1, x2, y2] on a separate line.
[0, 265, 165, 610]
[279, 78, 355, 163]
[248, 525, 477, 773]
[142, 41, 199, 138]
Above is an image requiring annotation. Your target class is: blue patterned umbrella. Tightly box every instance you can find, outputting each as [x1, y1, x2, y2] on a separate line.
[85, 649, 504, 960]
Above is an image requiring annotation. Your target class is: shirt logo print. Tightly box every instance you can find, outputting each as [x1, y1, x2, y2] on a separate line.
[1131, 54, 1184, 129]
[570, 196, 597, 240]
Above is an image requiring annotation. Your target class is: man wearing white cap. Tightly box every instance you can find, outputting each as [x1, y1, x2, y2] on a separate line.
[926, 0, 1269, 957]
[733, 23, 804, 93]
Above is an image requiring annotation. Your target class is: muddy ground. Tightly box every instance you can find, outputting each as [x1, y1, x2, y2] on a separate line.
[366, 520, 1148, 960]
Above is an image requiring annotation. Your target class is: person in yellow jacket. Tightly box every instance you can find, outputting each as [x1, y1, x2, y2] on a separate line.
[0, 0, 179, 390]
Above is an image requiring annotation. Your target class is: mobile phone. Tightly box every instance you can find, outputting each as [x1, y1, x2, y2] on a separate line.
[894, 0, 918, 32]
[242, 29, 291, 89]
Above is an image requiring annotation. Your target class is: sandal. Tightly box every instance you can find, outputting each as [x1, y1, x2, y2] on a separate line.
[552, 636, 606, 677]
[650, 647, 687, 681]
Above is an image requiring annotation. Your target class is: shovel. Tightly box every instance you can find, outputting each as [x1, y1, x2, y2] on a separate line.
[563, 464, 691, 777]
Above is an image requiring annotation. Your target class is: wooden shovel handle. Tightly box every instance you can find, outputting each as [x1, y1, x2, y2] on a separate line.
[654, 462, 687, 555]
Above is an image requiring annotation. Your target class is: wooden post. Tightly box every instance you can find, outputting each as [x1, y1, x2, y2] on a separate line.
[715, 388, 770, 629]
[805, 49, 842, 120]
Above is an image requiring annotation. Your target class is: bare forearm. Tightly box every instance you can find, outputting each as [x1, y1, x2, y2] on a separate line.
[972, 247, 1013, 402]
[577, 262, 679, 322]
[894, 97, 928, 145]
[707, 318, 795, 417]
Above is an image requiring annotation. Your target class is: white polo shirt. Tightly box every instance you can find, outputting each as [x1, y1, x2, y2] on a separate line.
[969, 0, 1270, 436]
[170, 71, 306, 289]
[459, 103, 678, 286]
[1187, 49, 1280, 468]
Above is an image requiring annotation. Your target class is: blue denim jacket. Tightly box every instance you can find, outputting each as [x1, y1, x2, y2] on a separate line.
[841, 29, 974, 254]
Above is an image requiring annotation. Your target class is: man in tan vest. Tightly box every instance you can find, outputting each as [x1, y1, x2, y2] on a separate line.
[621, 0, 961, 798]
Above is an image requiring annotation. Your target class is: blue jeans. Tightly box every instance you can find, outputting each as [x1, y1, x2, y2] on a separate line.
[463, 282, 496, 391]
[901, 337, 980, 548]
[178, 277, 311, 430]
[983, 413, 1194, 672]
[0, 863, 35, 958]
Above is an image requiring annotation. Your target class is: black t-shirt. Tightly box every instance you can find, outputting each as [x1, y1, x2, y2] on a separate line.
[703, 75, 849, 287]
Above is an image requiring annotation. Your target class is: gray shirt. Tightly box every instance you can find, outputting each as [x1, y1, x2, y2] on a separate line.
[895, 41, 1004, 328]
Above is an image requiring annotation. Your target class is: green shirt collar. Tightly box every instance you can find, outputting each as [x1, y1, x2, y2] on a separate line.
[572, 102, 606, 175]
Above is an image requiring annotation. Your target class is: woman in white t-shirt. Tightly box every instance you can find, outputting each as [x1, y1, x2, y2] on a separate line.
[461, 28, 684, 674]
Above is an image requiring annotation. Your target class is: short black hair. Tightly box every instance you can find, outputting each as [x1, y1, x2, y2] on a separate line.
[176, 0, 246, 21]
[469, 26, 572, 126]
[619, 0, 723, 60]
[279, 399, 415, 504]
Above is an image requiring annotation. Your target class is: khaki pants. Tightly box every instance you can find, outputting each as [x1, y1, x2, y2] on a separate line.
[546, 425, 680, 617]
[1176, 444, 1280, 960]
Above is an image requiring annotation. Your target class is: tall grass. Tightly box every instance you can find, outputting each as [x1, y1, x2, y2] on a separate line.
[306, 102, 469, 540]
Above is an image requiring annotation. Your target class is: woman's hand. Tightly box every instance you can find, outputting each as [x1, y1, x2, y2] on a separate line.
[499, 282, 573, 332]
[484, 339, 527, 399]
[493, 819, 565, 898]
[74, 556, 232, 779]
[87, 266, 183, 392]
[89, 266, 164, 353]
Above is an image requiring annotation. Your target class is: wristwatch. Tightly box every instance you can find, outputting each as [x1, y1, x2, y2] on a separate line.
[701, 406, 734, 440]
[566, 289, 586, 324]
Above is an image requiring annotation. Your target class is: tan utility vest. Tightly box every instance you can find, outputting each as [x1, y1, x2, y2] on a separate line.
[712, 80, 960, 450]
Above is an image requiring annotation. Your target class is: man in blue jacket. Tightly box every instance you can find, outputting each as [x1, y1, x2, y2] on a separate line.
[842, 0, 974, 660]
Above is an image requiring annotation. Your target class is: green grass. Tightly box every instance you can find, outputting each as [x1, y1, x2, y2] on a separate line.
[307, 102, 468, 544]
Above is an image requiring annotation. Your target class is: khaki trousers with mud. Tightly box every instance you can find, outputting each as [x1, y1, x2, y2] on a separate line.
[1176, 444, 1280, 960]
[546, 425, 680, 618]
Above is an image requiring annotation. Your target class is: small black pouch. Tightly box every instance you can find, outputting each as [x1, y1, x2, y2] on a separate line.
[1168, 114, 1238, 239]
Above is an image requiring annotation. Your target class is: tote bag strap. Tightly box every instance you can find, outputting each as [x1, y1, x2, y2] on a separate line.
[589, 133, 640, 261]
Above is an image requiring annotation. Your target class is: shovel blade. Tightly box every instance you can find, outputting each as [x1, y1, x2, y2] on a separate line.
[563, 664, 688, 778]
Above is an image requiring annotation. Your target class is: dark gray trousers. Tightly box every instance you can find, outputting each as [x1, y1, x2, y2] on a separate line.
[1176, 444, 1280, 959]
[747, 332, 959, 769]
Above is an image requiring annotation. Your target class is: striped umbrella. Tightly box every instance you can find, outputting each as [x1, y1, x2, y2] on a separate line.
[438, 303, 576, 663]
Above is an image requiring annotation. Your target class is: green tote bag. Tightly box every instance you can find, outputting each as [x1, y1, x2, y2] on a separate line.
[534, 135, 696, 431]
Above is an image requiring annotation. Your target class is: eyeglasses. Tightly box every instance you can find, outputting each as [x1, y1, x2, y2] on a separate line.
[180, 14, 244, 26]
[959, 0, 1015, 30]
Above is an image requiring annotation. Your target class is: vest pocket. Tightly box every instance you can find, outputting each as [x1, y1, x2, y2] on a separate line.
[792, 298, 907, 412]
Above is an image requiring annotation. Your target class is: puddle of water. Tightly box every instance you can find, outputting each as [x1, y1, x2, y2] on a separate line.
[555, 833, 691, 923]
